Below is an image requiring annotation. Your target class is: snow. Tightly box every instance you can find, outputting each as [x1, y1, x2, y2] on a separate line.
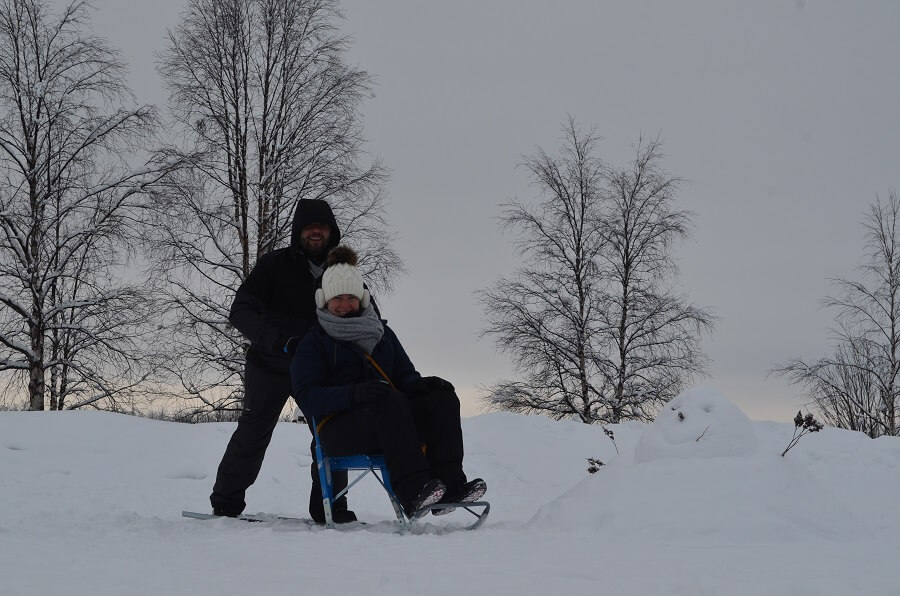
[2, 388, 899, 595]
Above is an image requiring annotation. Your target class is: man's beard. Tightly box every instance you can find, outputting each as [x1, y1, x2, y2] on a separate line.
[301, 237, 328, 261]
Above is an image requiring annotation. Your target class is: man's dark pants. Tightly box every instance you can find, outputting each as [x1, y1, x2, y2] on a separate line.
[210, 360, 347, 519]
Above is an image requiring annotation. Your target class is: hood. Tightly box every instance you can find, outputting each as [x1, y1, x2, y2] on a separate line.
[290, 199, 341, 256]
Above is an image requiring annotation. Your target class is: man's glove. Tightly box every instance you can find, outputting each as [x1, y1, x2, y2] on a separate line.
[352, 380, 392, 405]
[412, 376, 455, 396]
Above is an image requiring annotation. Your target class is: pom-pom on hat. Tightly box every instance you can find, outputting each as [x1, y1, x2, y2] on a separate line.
[315, 245, 370, 309]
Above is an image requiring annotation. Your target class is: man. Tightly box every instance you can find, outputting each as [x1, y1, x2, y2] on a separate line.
[210, 198, 355, 524]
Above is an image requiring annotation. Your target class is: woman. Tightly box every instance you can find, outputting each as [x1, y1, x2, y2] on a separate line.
[290, 245, 486, 518]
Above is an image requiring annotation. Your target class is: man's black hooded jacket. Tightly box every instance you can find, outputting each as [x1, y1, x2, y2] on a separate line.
[229, 199, 340, 374]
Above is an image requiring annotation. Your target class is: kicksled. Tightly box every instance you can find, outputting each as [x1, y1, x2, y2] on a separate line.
[307, 416, 490, 531]
[185, 414, 490, 532]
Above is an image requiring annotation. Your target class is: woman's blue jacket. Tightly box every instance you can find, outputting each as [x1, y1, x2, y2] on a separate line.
[290, 320, 422, 419]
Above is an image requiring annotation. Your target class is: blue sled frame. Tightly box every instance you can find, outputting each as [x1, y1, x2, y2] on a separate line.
[313, 417, 490, 531]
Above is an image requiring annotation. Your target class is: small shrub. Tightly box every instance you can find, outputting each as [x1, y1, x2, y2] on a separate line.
[603, 425, 619, 454]
[586, 425, 620, 473]
[781, 411, 823, 457]
[586, 457, 605, 474]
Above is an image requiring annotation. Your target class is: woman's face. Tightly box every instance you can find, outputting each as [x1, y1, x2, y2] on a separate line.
[326, 294, 361, 317]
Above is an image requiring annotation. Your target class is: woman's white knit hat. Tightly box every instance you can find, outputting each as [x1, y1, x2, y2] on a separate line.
[315, 245, 370, 309]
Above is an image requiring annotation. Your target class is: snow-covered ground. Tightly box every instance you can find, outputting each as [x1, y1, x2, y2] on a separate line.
[2, 387, 898, 595]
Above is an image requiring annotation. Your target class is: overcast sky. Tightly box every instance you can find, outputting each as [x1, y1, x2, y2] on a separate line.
[83, 0, 900, 421]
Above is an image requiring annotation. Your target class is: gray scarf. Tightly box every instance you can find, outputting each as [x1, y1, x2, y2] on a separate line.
[308, 259, 325, 280]
[316, 304, 384, 354]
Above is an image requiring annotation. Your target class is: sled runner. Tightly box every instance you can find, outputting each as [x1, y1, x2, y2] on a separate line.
[181, 510, 315, 524]
[311, 417, 490, 531]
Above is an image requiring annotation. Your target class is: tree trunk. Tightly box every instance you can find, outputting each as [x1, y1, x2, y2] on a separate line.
[28, 322, 45, 411]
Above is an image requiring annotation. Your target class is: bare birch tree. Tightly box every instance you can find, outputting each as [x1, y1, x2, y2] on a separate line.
[151, 0, 400, 417]
[595, 134, 715, 422]
[0, 0, 174, 411]
[776, 192, 900, 438]
[480, 120, 714, 423]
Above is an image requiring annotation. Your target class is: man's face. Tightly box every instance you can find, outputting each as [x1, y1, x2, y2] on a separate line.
[299, 223, 330, 258]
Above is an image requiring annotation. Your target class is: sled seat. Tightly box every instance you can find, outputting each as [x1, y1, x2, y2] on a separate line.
[310, 417, 490, 530]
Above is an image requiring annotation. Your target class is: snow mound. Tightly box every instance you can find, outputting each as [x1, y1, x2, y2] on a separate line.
[528, 388, 866, 542]
[634, 386, 759, 462]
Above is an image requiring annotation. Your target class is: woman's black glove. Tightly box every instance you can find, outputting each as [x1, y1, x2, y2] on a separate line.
[412, 376, 455, 396]
[352, 380, 392, 405]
